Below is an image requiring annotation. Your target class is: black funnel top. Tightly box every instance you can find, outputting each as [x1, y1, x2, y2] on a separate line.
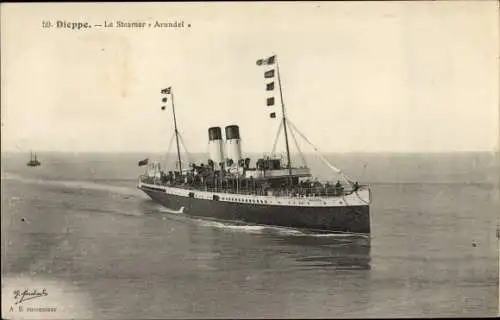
[208, 127, 222, 141]
[225, 125, 240, 140]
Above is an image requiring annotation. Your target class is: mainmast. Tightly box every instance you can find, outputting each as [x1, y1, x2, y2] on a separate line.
[275, 59, 293, 178]
[161, 87, 182, 174]
[257, 54, 293, 180]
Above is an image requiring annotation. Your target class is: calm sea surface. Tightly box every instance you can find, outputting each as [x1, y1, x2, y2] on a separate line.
[1, 152, 499, 318]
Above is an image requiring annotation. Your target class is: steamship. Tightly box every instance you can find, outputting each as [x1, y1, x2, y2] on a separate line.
[137, 55, 371, 233]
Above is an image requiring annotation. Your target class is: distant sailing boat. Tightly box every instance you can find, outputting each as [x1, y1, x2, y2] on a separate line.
[26, 151, 41, 167]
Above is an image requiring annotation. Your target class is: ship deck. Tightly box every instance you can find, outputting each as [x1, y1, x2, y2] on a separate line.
[138, 179, 371, 208]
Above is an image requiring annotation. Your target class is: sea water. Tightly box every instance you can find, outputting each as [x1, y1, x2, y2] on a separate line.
[1, 152, 498, 318]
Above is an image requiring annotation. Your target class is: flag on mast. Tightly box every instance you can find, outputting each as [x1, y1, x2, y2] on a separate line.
[256, 55, 276, 66]
[264, 70, 275, 78]
[138, 158, 149, 166]
[256, 55, 278, 117]
[161, 87, 171, 94]
[161, 86, 171, 110]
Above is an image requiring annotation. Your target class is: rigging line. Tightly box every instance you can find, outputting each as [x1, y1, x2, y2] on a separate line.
[355, 190, 371, 205]
[178, 133, 192, 163]
[286, 119, 308, 167]
[342, 190, 371, 207]
[271, 120, 283, 155]
[285, 119, 340, 173]
[286, 119, 353, 184]
[164, 132, 176, 169]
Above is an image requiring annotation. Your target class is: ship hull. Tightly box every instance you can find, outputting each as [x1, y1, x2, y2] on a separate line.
[139, 185, 370, 234]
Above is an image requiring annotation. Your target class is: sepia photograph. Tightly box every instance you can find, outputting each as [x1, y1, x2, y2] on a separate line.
[1, 1, 499, 318]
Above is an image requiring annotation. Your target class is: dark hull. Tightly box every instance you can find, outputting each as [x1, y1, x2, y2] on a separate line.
[140, 186, 370, 234]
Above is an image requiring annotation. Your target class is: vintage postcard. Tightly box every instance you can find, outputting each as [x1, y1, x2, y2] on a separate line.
[1, 1, 498, 319]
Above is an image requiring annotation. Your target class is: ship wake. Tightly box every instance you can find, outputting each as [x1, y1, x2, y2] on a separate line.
[192, 218, 368, 238]
[3, 173, 139, 197]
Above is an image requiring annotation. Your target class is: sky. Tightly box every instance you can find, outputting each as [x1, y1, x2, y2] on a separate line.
[1, 2, 498, 154]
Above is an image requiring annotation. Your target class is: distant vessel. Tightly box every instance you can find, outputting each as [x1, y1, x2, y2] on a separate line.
[137, 55, 371, 233]
[26, 151, 41, 167]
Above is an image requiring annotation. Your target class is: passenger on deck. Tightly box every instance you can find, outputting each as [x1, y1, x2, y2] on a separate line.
[335, 180, 343, 196]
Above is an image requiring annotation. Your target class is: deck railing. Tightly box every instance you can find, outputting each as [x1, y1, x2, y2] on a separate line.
[139, 175, 364, 198]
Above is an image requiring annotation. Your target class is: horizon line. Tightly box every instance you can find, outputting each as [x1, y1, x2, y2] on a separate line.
[1, 149, 498, 155]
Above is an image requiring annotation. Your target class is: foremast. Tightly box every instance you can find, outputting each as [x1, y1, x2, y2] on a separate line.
[161, 86, 183, 174]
